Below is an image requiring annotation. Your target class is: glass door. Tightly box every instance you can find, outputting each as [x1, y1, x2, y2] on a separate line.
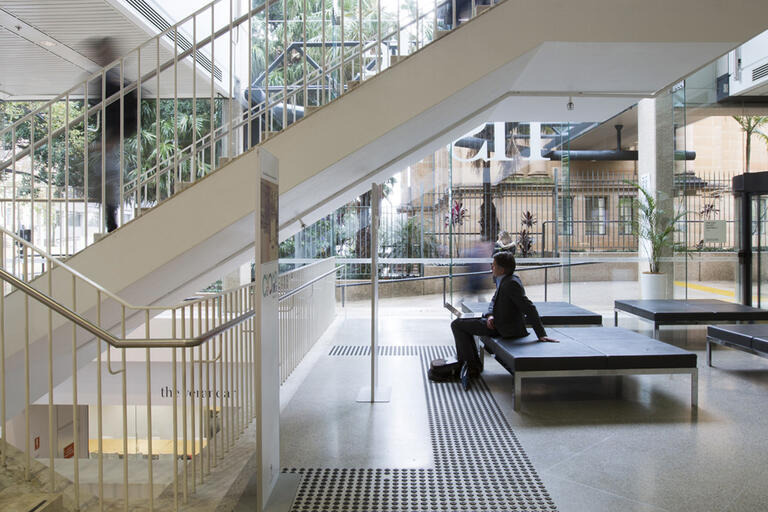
[735, 190, 768, 308]
[752, 194, 768, 308]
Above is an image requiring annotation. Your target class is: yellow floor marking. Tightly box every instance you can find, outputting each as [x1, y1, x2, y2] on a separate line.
[673, 281, 734, 298]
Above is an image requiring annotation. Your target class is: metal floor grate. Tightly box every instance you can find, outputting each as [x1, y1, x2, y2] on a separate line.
[329, 345, 420, 357]
[284, 346, 557, 511]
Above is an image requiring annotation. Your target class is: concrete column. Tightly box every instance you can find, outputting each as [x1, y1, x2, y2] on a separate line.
[638, 96, 675, 298]
[529, 122, 544, 160]
[528, 122, 548, 175]
[256, 149, 280, 511]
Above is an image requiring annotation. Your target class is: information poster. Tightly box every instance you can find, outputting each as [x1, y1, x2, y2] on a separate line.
[703, 220, 726, 243]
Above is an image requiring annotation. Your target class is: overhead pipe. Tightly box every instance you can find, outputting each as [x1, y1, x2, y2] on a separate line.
[543, 124, 696, 161]
[452, 136, 530, 157]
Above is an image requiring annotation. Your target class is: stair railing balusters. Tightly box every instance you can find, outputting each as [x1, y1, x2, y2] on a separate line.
[172, 308, 179, 511]
[71, 274, 80, 509]
[181, 306, 189, 502]
[145, 308, 154, 511]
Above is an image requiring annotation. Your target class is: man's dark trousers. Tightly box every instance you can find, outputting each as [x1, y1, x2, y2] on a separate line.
[451, 317, 498, 371]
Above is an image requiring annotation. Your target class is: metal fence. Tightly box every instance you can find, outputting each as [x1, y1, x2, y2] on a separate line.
[675, 170, 736, 250]
[280, 169, 740, 271]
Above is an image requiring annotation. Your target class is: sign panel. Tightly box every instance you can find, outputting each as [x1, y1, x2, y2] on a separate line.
[258, 148, 280, 511]
[703, 220, 727, 243]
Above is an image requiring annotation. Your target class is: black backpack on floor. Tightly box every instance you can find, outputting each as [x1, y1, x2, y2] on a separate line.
[428, 357, 461, 382]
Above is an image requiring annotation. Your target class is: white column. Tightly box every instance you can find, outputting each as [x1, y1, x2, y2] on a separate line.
[256, 149, 280, 510]
[529, 122, 545, 160]
[638, 97, 675, 298]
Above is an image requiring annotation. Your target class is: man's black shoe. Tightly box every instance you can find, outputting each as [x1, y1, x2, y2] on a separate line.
[460, 362, 470, 391]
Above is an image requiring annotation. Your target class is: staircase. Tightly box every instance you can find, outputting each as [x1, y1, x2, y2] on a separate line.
[2, 0, 768, 509]
[0, 442, 91, 512]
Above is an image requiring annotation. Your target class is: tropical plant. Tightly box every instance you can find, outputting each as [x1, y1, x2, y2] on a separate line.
[1, 98, 216, 206]
[250, 0, 398, 111]
[124, 98, 218, 204]
[628, 182, 685, 274]
[390, 216, 440, 258]
[699, 202, 719, 219]
[733, 116, 768, 173]
[517, 230, 534, 257]
[445, 200, 468, 227]
[516, 211, 537, 257]
[520, 210, 536, 228]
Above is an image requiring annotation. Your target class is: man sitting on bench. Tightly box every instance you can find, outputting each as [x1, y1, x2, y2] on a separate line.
[450, 251, 558, 390]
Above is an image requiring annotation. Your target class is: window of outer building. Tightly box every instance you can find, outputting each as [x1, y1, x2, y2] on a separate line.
[585, 196, 607, 235]
[618, 196, 634, 235]
[558, 197, 573, 235]
[68, 212, 83, 229]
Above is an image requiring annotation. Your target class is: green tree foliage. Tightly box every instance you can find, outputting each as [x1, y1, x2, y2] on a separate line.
[627, 181, 685, 274]
[250, 0, 423, 107]
[124, 98, 219, 204]
[1, 98, 217, 205]
[733, 115, 768, 173]
[1, 100, 88, 198]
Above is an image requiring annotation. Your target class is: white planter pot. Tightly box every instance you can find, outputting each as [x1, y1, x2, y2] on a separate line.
[640, 272, 667, 300]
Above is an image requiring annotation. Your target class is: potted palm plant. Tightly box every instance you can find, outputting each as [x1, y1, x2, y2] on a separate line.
[629, 182, 685, 299]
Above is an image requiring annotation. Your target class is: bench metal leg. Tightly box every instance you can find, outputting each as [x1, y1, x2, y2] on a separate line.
[691, 369, 698, 408]
[706, 340, 713, 367]
[614, 310, 618, 326]
[514, 372, 522, 411]
[653, 323, 660, 339]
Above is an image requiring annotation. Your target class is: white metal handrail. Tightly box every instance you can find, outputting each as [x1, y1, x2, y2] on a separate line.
[0, 0, 500, 258]
[0, 226, 263, 511]
[278, 258, 336, 384]
[0, 229, 345, 511]
[0, 267, 254, 348]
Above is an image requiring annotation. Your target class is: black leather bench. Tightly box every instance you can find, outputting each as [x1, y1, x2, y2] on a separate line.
[461, 301, 603, 326]
[476, 327, 698, 411]
[614, 299, 768, 338]
[706, 324, 768, 366]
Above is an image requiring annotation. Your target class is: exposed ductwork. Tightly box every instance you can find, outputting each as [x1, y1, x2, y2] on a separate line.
[543, 124, 696, 161]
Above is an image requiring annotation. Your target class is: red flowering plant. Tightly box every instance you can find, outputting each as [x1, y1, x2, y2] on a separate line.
[445, 200, 468, 227]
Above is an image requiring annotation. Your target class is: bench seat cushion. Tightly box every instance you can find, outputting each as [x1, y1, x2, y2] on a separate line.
[463, 301, 602, 325]
[481, 327, 696, 373]
[483, 333, 607, 371]
[615, 299, 768, 323]
[708, 324, 768, 353]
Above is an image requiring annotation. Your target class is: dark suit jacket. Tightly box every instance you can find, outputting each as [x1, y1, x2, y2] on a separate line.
[484, 273, 546, 339]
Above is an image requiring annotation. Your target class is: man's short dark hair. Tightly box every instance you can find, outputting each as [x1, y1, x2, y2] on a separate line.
[493, 251, 516, 274]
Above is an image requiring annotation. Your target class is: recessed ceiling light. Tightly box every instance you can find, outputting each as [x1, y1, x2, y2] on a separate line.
[40, 40, 56, 47]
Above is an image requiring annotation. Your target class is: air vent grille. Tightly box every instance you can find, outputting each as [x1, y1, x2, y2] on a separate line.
[126, 0, 223, 82]
[753, 62, 768, 82]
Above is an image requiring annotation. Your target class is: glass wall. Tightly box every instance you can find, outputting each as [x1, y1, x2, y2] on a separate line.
[674, 55, 768, 307]
[279, 44, 768, 314]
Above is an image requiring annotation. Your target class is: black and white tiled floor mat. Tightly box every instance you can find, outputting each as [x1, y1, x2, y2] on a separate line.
[282, 345, 557, 511]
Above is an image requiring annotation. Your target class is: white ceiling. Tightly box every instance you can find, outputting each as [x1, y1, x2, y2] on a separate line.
[0, 0, 155, 98]
[0, 24, 88, 97]
[0, 0, 229, 100]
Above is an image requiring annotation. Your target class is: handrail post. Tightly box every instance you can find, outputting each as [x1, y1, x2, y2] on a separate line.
[442, 276, 446, 306]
